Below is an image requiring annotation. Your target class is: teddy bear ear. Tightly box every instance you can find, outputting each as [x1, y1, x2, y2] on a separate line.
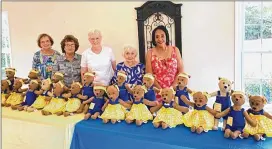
[262, 96, 268, 104]
[92, 72, 96, 76]
[218, 77, 222, 80]
[188, 75, 191, 78]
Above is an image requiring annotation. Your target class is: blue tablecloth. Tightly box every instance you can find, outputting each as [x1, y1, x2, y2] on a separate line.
[70, 119, 272, 149]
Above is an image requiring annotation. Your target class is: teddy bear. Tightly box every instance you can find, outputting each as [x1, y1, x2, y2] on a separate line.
[126, 73, 160, 114]
[241, 95, 272, 141]
[76, 72, 96, 114]
[209, 77, 234, 130]
[5, 68, 16, 91]
[63, 82, 85, 117]
[27, 78, 53, 112]
[115, 70, 130, 102]
[215, 91, 256, 139]
[12, 80, 40, 111]
[4, 79, 27, 107]
[84, 85, 108, 120]
[181, 92, 217, 134]
[100, 85, 131, 123]
[174, 72, 193, 110]
[125, 85, 158, 126]
[1, 79, 11, 106]
[23, 69, 41, 84]
[153, 87, 187, 129]
[41, 81, 67, 116]
[51, 71, 69, 93]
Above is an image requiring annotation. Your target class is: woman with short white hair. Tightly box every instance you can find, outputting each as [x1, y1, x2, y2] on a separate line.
[81, 29, 116, 86]
[110, 45, 145, 85]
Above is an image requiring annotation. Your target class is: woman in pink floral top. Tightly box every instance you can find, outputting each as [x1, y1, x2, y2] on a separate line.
[145, 26, 184, 101]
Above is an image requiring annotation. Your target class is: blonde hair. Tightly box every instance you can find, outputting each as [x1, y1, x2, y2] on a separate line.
[123, 45, 137, 56]
[88, 29, 102, 37]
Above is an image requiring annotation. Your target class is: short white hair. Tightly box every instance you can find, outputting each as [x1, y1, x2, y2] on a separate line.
[123, 45, 137, 56]
[88, 29, 102, 37]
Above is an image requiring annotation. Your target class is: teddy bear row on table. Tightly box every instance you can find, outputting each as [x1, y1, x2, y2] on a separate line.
[1, 68, 272, 141]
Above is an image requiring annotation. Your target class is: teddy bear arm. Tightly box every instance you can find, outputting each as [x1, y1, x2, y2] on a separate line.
[47, 91, 54, 97]
[186, 88, 193, 94]
[119, 99, 131, 109]
[35, 89, 43, 95]
[125, 84, 133, 94]
[101, 100, 109, 111]
[180, 95, 194, 107]
[263, 111, 272, 120]
[205, 106, 217, 116]
[78, 94, 88, 100]
[62, 92, 72, 99]
[153, 87, 161, 94]
[209, 91, 217, 97]
[143, 99, 157, 107]
[19, 88, 28, 93]
[243, 111, 257, 127]
[216, 108, 230, 118]
[174, 103, 189, 113]
[83, 97, 94, 104]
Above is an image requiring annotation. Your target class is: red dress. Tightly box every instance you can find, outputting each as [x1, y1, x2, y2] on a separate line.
[151, 47, 178, 101]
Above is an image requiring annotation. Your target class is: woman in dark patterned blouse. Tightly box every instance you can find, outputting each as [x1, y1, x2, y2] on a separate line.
[32, 33, 60, 79]
[110, 45, 145, 86]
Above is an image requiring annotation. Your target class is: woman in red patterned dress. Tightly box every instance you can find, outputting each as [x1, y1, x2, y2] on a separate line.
[145, 25, 184, 101]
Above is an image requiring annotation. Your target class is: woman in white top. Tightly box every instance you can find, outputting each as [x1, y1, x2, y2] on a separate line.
[81, 29, 116, 85]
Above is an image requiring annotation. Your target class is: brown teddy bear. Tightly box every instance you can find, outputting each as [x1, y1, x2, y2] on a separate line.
[100, 85, 131, 123]
[115, 70, 130, 102]
[84, 85, 108, 120]
[27, 78, 53, 112]
[126, 73, 160, 114]
[23, 69, 41, 84]
[125, 85, 157, 126]
[181, 92, 217, 134]
[13, 80, 40, 111]
[210, 77, 234, 130]
[41, 81, 67, 116]
[215, 91, 256, 139]
[63, 82, 85, 117]
[153, 87, 187, 129]
[241, 95, 272, 141]
[5, 79, 27, 107]
[51, 72, 64, 83]
[77, 72, 96, 114]
[1, 79, 11, 106]
[5, 68, 16, 91]
[174, 72, 193, 110]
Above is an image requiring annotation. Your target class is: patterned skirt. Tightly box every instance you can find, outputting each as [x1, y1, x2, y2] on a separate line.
[5, 92, 24, 106]
[31, 95, 50, 109]
[100, 104, 127, 120]
[244, 114, 272, 137]
[183, 110, 214, 131]
[126, 103, 153, 122]
[65, 98, 81, 112]
[153, 107, 183, 128]
[43, 98, 66, 114]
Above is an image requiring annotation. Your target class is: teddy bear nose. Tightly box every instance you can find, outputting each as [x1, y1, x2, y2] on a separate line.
[236, 98, 238, 101]
[224, 86, 227, 89]
[252, 107, 256, 110]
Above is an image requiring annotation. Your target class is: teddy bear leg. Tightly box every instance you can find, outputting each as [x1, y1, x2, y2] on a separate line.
[55, 111, 63, 116]
[5, 103, 11, 107]
[153, 122, 160, 128]
[83, 104, 89, 114]
[222, 119, 227, 131]
[241, 132, 249, 138]
[111, 119, 117, 124]
[11, 104, 19, 110]
[41, 110, 51, 116]
[224, 129, 231, 138]
[231, 130, 241, 139]
[125, 118, 133, 124]
[136, 120, 143, 126]
[161, 122, 168, 129]
[191, 126, 196, 132]
[27, 106, 35, 112]
[103, 119, 109, 124]
[91, 112, 100, 120]
[64, 112, 71, 117]
[17, 105, 25, 111]
[212, 119, 219, 130]
[253, 134, 261, 141]
[1, 103, 5, 107]
[196, 127, 204, 134]
[76, 104, 84, 114]
[84, 113, 91, 120]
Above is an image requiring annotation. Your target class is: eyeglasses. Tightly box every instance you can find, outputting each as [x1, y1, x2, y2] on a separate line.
[65, 44, 75, 47]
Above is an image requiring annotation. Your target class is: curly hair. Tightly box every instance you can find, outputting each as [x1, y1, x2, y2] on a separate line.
[60, 35, 79, 53]
[37, 33, 54, 48]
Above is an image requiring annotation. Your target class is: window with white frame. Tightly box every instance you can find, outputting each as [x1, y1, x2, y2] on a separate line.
[235, 2, 272, 104]
[2, 11, 12, 79]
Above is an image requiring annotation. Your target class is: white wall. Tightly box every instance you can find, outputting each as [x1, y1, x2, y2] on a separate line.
[2, 2, 235, 97]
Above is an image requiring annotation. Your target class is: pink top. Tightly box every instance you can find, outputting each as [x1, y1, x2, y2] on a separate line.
[151, 47, 178, 88]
